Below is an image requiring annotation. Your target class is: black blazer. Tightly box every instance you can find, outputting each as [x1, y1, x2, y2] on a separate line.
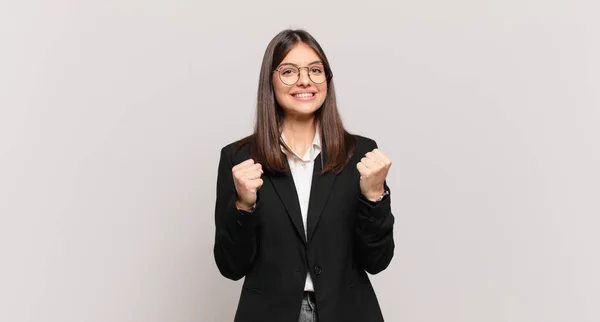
[213, 135, 395, 322]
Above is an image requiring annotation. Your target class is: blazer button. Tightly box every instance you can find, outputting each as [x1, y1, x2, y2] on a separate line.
[314, 265, 323, 275]
[368, 216, 376, 223]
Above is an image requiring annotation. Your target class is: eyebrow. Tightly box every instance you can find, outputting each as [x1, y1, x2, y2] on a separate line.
[278, 60, 324, 67]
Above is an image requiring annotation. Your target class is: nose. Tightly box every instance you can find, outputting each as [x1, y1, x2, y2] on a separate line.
[297, 67, 311, 86]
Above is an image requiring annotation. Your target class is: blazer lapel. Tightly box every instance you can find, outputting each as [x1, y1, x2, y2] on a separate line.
[306, 149, 336, 244]
[269, 159, 307, 245]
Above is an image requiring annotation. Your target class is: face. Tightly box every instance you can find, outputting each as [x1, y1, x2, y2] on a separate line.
[272, 42, 328, 119]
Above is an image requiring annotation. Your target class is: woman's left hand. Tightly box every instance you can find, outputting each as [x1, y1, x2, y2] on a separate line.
[357, 148, 392, 202]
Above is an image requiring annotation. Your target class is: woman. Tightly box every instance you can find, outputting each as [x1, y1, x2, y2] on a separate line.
[213, 29, 395, 322]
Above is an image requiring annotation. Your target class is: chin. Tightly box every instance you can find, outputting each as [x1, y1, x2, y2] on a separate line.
[288, 104, 321, 116]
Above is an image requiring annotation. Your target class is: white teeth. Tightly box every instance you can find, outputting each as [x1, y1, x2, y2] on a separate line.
[293, 93, 314, 98]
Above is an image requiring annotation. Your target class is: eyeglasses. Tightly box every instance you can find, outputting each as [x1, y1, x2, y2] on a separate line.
[273, 63, 330, 86]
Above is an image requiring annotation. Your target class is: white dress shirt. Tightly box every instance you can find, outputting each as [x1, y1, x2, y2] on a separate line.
[280, 127, 321, 292]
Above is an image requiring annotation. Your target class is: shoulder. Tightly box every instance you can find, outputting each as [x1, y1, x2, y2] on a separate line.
[219, 135, 253, 165]
[351, 133, 379, 155]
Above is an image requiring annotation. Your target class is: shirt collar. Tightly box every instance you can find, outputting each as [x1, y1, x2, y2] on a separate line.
[280, 125, 322, 161]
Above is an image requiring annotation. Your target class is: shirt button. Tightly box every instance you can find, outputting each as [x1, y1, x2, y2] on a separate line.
[314, 265, 323, 275]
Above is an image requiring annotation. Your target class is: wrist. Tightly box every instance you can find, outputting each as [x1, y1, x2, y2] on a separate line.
[236, 199, 256, 212]
[363, 188, 386, 202]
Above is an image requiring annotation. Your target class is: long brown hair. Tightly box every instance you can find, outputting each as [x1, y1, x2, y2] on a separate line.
[234, 29, 356, 175]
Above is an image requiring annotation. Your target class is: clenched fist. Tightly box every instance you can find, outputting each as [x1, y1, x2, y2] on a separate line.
[356, 148, 392, 202]
[232, 159, 263, 211]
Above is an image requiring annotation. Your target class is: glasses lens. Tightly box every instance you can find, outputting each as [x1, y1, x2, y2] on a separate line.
[278, 66, 299, 85]
[308, 65, 327, 84]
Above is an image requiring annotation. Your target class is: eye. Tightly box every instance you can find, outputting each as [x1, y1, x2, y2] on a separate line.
[310, 66, 324, 74]
[280, 67, 297, 75]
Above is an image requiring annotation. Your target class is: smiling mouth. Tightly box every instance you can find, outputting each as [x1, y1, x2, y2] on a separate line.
[292, 93, 315, 98]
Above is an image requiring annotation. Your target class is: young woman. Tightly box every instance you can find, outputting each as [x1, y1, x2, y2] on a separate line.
[213, 29, 395, 322]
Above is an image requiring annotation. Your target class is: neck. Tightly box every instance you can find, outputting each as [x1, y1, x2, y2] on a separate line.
[281, 115, 317, 155]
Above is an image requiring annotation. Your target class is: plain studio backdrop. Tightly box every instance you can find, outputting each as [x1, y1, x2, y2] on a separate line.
[1, 0, 598, 321]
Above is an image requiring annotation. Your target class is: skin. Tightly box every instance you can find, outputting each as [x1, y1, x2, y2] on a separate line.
[233, 42, 391, 210]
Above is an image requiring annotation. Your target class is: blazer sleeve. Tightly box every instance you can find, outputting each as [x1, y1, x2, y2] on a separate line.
[213, 145, 259, 281]
[354, 140, 395, 275]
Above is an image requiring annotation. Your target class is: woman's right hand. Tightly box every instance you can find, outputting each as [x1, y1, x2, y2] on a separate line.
[232, 159, 263, 211]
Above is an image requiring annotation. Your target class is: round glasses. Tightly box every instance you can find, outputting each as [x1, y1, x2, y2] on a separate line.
[273, 64, 329, 86]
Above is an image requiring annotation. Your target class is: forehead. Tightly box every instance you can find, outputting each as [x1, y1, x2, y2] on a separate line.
[280, 42, 322, 65]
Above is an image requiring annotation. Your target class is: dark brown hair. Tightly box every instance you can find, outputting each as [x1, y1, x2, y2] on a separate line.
[234, 29, 356, 175]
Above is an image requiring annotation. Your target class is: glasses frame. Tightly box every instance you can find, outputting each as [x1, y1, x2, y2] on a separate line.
[273, 63, 332, 86]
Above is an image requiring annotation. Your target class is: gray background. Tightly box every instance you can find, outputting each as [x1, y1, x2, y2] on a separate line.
[1, 0, 599, 321]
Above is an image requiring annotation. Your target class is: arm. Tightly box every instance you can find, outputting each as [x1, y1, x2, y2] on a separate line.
[213, 146, 259, 280]
[354, 139, 395, 274]
[355, 182, 395, 275]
